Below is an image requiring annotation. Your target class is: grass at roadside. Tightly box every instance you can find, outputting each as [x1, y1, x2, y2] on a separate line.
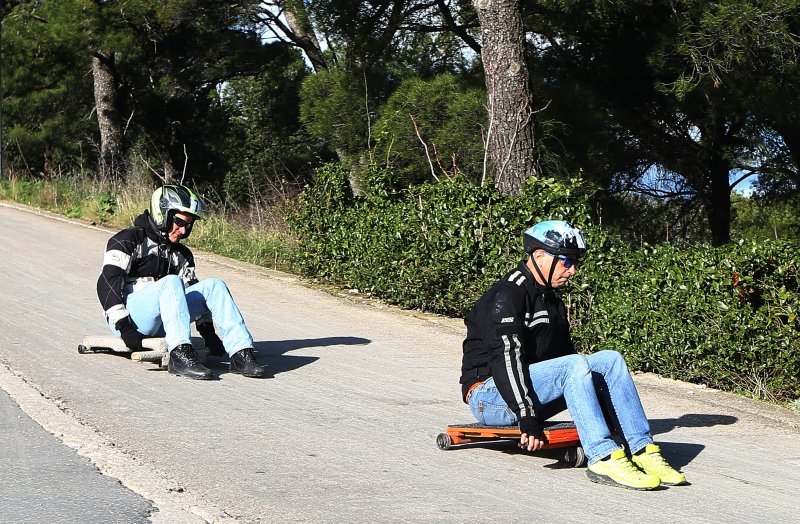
[0, 175, 297, 273]
[189, 216, 295, 272]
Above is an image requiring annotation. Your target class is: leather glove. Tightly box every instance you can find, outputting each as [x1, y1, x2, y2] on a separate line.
[115, 316, 144, 351]
[196, 321, 225, 356]
[519, 416, 545, 441]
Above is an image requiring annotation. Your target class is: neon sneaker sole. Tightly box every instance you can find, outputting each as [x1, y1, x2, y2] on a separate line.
[586, 449, 660, 490]
[585, 469, 660, 490]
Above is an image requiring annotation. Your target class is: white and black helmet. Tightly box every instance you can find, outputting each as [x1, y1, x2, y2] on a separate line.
[523, 220, 587, 256]
[149, 185, 208, 236]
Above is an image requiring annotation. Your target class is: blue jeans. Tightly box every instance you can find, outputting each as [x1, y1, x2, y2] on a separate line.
[468, 350, 653, 464]
[108, 275, 253, 356]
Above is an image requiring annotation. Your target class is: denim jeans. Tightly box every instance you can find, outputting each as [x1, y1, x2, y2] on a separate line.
[108, 275, 253, 356]
[467, 350, 653, 464]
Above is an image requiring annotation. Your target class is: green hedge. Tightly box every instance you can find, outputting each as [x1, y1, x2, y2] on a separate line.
[568, 238, 800, 401]
[289, 163, 592, 315]
[291, 164, 800, 402]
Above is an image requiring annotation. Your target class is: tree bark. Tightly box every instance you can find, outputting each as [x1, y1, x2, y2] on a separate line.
[706, 155, 732, 246]
[283, 0, 329, 72]
[92, 52, 126, 180]
[473, 0, 540, 195]
[772, 122, 800, 189]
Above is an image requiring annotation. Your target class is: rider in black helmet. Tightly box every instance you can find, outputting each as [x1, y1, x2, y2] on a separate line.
[97, 184, 268, 380]
[460, 220, 686, 490]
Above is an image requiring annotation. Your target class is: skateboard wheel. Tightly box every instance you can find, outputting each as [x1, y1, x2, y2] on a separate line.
[77, 345, 88, 354]
[563, 446, 586, 467]
[436, 433, 453, 450]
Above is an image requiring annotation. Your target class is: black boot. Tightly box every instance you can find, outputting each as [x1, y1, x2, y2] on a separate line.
[168, 344, 214, 380]
[230, 348, 269, 378]
[196, 321, 225, 357]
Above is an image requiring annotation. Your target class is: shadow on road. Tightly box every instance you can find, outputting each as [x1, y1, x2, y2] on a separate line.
[650, 413, 738, 435]
[254, 336, 370, 355]
[253, 336, 370, 374]
[202, 336, 371, 376]
[655, 441, 705, 470]
[647, 414, 737, 468]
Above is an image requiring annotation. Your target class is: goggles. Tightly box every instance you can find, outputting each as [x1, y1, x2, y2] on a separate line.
[172, 215, 195, 229]
[544, 251, 579, 268]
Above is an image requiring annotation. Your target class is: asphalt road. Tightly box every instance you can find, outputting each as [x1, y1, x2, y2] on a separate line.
[1, 201, 799, 523]
[0, 387, 152, 523]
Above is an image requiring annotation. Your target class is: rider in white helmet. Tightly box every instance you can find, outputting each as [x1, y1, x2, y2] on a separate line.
[97, 184, 268, 380]
[460, 220, 686, 490]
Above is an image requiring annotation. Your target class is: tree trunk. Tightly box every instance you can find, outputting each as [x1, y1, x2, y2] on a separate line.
[283, 0, 328, 72]
[706, 155, 732, 246]
[773, 122, 800, 189]
[473, 0, 540, 195]
[92, 53, 126, 180]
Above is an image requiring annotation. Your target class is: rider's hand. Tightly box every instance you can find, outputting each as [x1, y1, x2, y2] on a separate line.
[518, 416, 545, 452]
[115, 316, 144, 351]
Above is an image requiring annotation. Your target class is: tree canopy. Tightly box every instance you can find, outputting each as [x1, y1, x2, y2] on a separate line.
[1, 0, 798, 245]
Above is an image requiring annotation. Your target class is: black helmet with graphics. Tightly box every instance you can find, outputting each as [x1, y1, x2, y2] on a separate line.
[149, 185, 208, 236]
[523, 220, 587, 256]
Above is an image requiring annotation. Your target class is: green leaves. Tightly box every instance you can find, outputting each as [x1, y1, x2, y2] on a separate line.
[289, 166, 592, 315]
[569, 238, 800, 402]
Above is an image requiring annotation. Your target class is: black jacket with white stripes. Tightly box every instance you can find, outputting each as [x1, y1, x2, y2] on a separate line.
[460, 260, 576, 421]
[96, 211, 198, 326]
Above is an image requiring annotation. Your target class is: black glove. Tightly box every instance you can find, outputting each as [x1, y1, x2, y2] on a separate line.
[196, 321, 225, 356]
[115, 316, 144, 351]
[519, 416, 545, 441]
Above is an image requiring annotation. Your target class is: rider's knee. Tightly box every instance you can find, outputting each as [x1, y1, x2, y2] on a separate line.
[160, 274, 183, 289]
[595, 349, 627, 369]
[203, 277, 228, 292]
[564, 354, 591, 379]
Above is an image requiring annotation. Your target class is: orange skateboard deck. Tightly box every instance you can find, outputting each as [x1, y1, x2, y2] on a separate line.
[436, 421, 585, 466]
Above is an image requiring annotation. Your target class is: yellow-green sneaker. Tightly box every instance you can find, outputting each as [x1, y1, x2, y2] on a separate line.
[631, 444, 687, 486]
[586, 449, 660, 490]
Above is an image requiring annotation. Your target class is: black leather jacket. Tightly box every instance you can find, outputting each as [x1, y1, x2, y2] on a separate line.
[460, 261, 576, 421]
[96, 211, 197, 325]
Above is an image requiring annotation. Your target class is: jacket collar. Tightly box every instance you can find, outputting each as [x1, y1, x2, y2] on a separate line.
[518, 260, 553, 301]
[134, 210, 167, 244]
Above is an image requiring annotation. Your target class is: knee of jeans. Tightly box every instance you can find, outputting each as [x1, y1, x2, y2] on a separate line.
[565, 354, 591, 380]
[596, 349, 627, 370]
[160, 274, 183, 289]
[203, 277, 228, 293]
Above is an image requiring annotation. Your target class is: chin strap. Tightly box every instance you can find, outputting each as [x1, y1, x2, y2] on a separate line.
[530, 252, 559, 289]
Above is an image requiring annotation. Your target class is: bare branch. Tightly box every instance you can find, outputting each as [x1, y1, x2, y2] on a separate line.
[410, 114, 440, 183]
[180, 144, 188, 185]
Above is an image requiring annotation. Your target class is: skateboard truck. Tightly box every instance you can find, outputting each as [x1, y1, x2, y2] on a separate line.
[436, 421, 586, 467]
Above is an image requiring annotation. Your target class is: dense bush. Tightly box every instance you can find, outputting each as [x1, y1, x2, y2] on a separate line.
[291, 164, 800, 402]
[289, 163, 593, 315]
[568, 238, 800, 401]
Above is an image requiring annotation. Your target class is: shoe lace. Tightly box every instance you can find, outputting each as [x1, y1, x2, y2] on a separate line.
[640, 450, 670, 471]
[616, 456, 644, 475]
[604, 452, 643, 476]
[175, 344, 199, 364]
